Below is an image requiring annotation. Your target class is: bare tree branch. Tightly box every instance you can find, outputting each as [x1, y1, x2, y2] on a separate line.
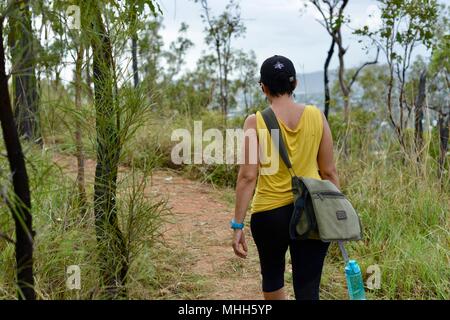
[349, 46, 380, 88]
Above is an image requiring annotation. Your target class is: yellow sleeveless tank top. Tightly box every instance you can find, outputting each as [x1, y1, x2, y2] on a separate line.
[251, 105, 323, 213]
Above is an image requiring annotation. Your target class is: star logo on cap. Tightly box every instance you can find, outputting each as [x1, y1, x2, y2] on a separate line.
[274, 61, 284, 70]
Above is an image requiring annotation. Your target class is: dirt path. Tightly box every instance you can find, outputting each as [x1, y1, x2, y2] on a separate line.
[52, 153, 263, 299]
[151, 172, 263, 299]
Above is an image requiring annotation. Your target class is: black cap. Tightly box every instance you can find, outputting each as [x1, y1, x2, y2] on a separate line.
[260, 55, 296, 85]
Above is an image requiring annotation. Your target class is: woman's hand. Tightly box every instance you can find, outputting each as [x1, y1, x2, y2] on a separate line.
[232, 229, 248, 259]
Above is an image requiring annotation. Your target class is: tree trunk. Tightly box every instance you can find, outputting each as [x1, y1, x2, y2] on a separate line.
[324, 38, 335, 119]
[223, 66, 229, 123]
[85, 47, 94, 101]
[337, 45, 350, 123]
[244, 89, 249, 115]
[132, 33, 139, 88]
[438, 112, 449, 185]
[9, 0, 41, 144]
[0, 21, 35, 300]
[91, 7, 128, 298]
[387, 63, 406, 151]
[335, 31, 351, 156]
[75, 43, 87, 216]
[215, 42, 226, 118]
[414, 70, 426, 160]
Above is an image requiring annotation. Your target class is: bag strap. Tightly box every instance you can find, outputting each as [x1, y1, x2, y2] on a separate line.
[338, 241, 349, 264]
[260, 107, 297, 177]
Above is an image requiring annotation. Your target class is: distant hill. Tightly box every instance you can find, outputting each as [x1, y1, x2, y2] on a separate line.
[293, 70, 337, 107]
[295, 70, 337, 95]
[231, 70, 337, 116]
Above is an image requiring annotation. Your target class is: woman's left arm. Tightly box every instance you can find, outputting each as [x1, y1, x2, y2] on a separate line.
[232, 114, 258, 259]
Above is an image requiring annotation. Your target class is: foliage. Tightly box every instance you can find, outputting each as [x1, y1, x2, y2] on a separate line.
[196, 0, 247, 116]
[355, 0, 439, 150]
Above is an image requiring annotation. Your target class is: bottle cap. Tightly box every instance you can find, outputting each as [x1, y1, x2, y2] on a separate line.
[346, 260, 361, 274]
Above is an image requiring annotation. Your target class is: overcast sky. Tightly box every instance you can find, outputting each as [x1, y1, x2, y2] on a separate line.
[157, 0, 430, 74]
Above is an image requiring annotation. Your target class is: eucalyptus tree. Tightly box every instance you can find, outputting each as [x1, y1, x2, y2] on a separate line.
[427, 6, 449, 183]
[139, 17, 163, 91]
[196, 0, 246, 119]
[232, 50, 258, 115]
[356, 0, 439, 152]
[309, 0, 379, 124]
[0, 2, 35, 300]
[125, 0, 161, 88]
[8, 0, 40, 143]
[163, 22, 194, 80]
[405, 56, 428, 160]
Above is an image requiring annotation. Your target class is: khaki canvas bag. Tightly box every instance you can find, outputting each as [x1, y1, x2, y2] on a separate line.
[260, 107, 363, 242]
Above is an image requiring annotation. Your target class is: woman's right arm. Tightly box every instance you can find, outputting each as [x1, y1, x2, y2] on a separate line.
[317, 112, 340, 189]
[231, 114, 258, 259]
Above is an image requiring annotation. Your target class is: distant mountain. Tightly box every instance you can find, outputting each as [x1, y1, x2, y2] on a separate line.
[295, 70, 337, 95]
[293, 70, 338, 107]
[231, 70, 337, 116]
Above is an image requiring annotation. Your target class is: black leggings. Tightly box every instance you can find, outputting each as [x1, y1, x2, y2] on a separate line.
[250, 203, 330, 300]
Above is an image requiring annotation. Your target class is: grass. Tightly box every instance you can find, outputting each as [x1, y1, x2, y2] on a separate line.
[126, 243, 211, 300]
[0, 144, 180, 299]
[0, 146, 100, 299]
[1, 106, 448, 300]
[321, 151, 449, 300]
[219, 148, 449, 300]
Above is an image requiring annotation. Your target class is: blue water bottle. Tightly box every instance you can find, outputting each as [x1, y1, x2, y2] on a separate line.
[345, 260, 366, 300]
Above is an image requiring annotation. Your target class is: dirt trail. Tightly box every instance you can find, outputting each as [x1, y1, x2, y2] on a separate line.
[150, 172, 263, 299]
[52, 153, 263, 299]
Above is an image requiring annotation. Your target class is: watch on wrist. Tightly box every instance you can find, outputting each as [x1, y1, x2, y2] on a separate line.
[230, 218, 244, 230]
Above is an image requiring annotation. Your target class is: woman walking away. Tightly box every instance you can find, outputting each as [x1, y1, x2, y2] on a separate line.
[231, 55, 340, 300]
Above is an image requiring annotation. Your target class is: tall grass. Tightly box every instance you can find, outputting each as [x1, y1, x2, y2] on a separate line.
[122, 107, 449, 299]
[328, 152, 449, 299]
[1, 103, 448, 299]
[320, 110, 449, 299]
[0, 142, 170, 299]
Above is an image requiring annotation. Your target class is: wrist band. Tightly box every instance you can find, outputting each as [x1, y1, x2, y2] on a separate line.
[230, 218, 244, 230]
